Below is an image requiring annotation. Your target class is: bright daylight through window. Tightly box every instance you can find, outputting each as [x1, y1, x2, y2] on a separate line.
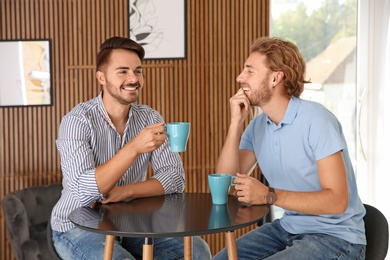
[270, 0, 358, 218]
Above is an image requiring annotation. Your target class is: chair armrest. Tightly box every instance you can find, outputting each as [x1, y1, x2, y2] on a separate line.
[21, 239, 41, 260]
[2, 193, 30, 257]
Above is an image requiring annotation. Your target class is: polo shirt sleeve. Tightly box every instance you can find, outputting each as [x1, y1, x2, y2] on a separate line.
[240, 115, 264, 151]
[240, 126, 255, 151]
[308, 108, 347, 161]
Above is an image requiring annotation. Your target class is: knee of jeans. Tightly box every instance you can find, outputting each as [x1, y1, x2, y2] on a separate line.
[192, 237, 212, 259]
[213, 248, 228, 260]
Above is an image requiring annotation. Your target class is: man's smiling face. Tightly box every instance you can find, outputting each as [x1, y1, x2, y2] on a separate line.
[236, 52, 274, 107]
[98, 49, 144, 105]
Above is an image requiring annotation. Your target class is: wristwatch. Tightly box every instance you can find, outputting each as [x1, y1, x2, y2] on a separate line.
[266, 187, 277, 205]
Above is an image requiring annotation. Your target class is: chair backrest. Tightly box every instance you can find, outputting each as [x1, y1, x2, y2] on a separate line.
[2, 183, 62, 260]
[363, 203, 389, 260]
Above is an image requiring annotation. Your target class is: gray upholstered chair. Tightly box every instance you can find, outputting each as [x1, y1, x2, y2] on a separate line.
[2, 183, 62, 260]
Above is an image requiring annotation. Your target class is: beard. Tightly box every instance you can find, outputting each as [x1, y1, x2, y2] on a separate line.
[247, 73, 272, 107]
[105, 79, 140, 105]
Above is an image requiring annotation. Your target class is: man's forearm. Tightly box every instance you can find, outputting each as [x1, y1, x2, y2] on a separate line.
[215, 123, 243, 174]
[95, 143, 139, 194]
[125, 178, 165, 198]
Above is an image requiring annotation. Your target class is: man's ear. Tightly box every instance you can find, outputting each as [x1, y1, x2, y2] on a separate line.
[96, 71, 105, 85]
[274, 71, 284, 85]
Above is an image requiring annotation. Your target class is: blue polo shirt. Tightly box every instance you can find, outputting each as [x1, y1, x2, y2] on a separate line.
[240, 96, 366, 245]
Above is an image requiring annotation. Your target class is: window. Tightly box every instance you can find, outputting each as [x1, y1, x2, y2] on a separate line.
[270, 0, 358, 218]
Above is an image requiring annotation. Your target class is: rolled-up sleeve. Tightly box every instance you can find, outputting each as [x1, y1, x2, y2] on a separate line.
[56, 114, 103, 206]
[150, 141, 186, 194]
[145, 110, 186, 193]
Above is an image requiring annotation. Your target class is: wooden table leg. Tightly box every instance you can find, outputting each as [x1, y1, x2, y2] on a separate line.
[103, 235, 115, 260]
[225, 231, 238, 260]
[184, 236, 192, 260]
[143, 237, 154, 260]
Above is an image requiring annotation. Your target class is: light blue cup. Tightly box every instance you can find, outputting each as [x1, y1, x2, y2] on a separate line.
[208, 173, 237, 204]
[165, 122, 190, 152]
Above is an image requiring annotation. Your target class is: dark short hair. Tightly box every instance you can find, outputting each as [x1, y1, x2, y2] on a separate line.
[96, 36, 145, 71]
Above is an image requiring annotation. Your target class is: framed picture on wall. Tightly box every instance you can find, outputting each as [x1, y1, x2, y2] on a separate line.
[129, 0, 186, 59]
[0, 39, 52, 107]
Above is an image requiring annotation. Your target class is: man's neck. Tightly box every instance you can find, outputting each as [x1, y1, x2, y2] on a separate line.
[102, 98, 131, 135]
[262, 94, 291, 126]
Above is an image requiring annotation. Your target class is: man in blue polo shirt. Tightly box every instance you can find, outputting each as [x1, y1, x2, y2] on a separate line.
[213, 37, 366, 259]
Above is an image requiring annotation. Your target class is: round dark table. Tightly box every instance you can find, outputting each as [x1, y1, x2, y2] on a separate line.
[69, 193, 269, 260]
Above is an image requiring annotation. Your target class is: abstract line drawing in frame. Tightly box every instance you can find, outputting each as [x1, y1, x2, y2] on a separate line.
[129, 0, 186, 59]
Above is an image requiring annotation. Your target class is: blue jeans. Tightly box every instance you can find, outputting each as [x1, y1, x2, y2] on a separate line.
[52, 227, 211, 260]
[213, 219, 366, 260]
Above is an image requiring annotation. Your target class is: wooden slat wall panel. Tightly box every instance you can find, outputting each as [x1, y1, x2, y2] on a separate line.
[0, 0, 269, 258]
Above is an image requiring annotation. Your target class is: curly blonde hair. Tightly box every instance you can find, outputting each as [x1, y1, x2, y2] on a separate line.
[250, 37, 310, 97]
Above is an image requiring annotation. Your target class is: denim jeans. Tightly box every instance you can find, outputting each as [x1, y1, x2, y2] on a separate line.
[213, 219, 366, 260]
[52, 227, 211, 260]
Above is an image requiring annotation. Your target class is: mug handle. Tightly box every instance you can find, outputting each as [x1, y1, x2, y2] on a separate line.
[230, 176, 237, 186]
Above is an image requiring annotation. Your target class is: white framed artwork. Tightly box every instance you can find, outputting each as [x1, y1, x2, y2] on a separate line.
[129, 0, 186, 59]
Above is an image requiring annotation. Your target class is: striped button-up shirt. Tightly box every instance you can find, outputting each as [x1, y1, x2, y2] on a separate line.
[51, 93, 185, 232]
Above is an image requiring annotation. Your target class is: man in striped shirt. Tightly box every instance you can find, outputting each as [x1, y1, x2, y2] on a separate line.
[51, 36, 211, 259]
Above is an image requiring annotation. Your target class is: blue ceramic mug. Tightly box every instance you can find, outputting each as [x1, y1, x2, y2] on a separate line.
[165, 122, 190, 152]
[208, 173, 237, 204]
